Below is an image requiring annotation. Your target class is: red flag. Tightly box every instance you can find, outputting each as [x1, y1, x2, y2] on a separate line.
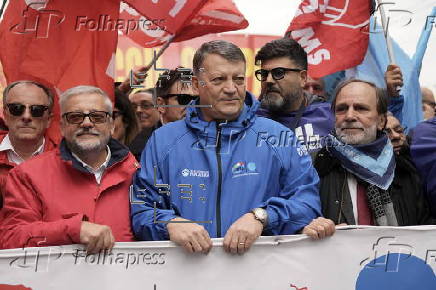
[286, 0, 371, 78]
[120, 0, 248, 47]
[0, 0, 120, 142]
[173, 0, 249, 42]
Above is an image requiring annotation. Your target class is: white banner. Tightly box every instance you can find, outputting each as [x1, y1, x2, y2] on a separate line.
[1, 226, 436, 290]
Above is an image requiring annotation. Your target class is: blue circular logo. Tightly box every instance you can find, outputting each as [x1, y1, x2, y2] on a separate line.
[247, 162, 256, 172]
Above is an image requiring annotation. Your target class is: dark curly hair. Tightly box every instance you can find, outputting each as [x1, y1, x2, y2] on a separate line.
[255, 37, 307, 70]
[155, 67, 192, 98]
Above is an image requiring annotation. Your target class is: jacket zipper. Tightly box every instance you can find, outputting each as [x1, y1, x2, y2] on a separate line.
[215, 122, 223, 238]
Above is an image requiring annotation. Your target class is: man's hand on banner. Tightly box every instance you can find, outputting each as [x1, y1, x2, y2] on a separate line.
[167, 217, 213, 254]
[385, 64, 403, 97]
[302, 217, 336, 240]
[223, 213, 263, 255]
[79, 221, 115, 254]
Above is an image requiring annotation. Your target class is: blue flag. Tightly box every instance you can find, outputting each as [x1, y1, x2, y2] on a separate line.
[324, 12, 435, 130]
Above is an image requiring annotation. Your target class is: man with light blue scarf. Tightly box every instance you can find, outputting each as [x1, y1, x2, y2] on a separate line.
[313, 79, 432, 226]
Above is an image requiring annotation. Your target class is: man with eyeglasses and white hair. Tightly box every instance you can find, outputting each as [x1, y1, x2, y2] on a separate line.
[0, 85, 138, 252]
[0, 80, 57, 209]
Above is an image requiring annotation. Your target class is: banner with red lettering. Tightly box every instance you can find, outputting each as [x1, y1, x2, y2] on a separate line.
[120, 0, 248, 48]
[286, 0, 371, 78]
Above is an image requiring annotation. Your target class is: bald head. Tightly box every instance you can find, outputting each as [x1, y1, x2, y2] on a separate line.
[421, 87, 435, 120]
[422, 87, 435, 103]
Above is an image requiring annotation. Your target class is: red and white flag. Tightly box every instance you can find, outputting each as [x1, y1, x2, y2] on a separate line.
[120, 0, 248, 47]
[0, 0, 120, 141]
[286, 0, 371, 78]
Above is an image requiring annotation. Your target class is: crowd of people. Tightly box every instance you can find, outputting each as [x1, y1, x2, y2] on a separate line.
[0, 37, 435, 255]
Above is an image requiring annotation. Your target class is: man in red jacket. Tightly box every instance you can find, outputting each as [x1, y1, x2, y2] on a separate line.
[0, 80, 57, 209]
[0, 85, 138, 252]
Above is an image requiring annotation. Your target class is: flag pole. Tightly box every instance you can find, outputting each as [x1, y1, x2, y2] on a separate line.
[377, 0, 401, 92]
[143, 35, 175, 73]
[0, 0, 7, 20]
[125, 35, 175, 92]
[376, 0, 396, 64]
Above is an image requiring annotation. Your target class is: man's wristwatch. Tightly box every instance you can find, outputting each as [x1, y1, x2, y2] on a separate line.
[251, 208, 268, 228]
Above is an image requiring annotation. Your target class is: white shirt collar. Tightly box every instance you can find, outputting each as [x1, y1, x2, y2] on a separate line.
[71, 146, 111, 184]
[0, 134, 45, 165]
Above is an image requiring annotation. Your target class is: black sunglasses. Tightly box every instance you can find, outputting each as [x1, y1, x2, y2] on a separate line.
[423, 100, 436, 108]
[6, 103, 49, 118]
[63, 111, 110, 124]
[255, 67, 303, 81]
[385, 126, 407, 136]
[164, 94, 197, 105]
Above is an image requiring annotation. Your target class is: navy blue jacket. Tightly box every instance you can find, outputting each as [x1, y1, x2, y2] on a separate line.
[411, 117, 436, 216]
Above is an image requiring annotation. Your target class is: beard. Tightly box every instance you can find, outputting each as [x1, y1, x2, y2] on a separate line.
[335, 122, 378, 145]
[260, 84, 303, 114]
[67, 128, 110, 155]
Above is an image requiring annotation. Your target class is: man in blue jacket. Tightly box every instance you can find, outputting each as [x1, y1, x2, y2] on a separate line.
[131, 40, 331, 254]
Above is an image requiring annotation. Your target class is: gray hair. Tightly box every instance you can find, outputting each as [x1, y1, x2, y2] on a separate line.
[3, 80, 54, 111]
[331, 78, 388, 116]
[193, 40, 246, 75]
[59, 85, 113, 114]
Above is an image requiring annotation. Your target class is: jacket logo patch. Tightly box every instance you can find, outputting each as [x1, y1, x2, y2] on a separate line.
[181, 168, 209, 178]
[232, 161, 259, 178]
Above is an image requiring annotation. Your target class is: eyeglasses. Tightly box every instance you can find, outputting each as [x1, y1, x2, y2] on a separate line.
[385, 126, 407, 136]
[131, 101, 154, 111]
[164, 94, 197, 105]
[255, 67, 303, 82]
[63, 111, 110, 124]
[6, 103, 49, 118]
[112, 111, 123, 120]
[423, 101, 436, 108]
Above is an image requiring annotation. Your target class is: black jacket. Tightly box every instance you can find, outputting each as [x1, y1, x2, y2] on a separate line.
[128, 121, 162, 161]
[314, 146, 433, 225]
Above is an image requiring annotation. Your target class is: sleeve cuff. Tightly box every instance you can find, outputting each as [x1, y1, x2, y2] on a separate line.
[64, 213, 85, 243]
[265, 207, 279, 230]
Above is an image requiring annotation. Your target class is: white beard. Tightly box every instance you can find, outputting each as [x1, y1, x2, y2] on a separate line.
[336, 123, 378, 145]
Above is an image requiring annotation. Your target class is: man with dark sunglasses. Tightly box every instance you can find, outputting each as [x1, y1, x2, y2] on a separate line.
[0, 80, 56, 209]
[156, 67, 196, 125]
[255, 38, 334, 153]
[0, 85, 138, 252]
[128, 68, 197, 161]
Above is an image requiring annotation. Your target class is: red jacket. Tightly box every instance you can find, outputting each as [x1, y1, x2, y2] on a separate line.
[0, 138, 139, 249]
[0, 131, 57, 209]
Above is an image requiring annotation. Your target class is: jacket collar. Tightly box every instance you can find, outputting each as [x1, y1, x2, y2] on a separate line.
[59, 138, 130, 173]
